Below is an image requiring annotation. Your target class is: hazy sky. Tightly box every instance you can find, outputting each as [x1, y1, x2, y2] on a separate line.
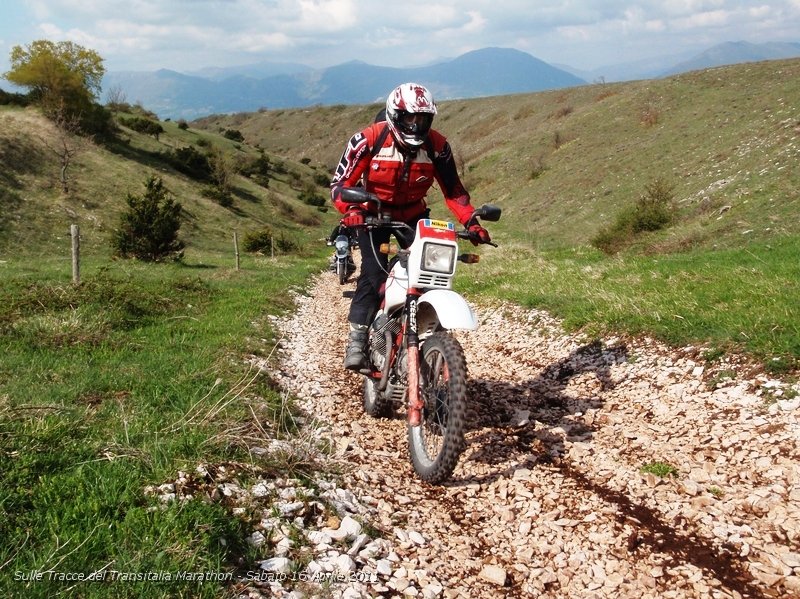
[1, 0, 799, 75]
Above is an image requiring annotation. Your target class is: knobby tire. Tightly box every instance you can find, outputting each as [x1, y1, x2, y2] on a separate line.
[408, 332, 468, 483]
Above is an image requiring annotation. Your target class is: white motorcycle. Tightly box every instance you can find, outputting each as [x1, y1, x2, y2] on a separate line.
[338, 187, 501, 483]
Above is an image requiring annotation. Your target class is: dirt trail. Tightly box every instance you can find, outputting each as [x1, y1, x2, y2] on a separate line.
[272, 267, 800, 599]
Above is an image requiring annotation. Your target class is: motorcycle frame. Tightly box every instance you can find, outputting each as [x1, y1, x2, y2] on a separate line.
[368, 220, 477, 428]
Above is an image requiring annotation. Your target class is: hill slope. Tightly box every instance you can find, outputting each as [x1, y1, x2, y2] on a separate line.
[195, 58, 800, 252]
[0, 106, 332, 258]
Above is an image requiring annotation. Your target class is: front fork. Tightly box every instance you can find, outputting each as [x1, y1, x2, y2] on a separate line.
[405, 290, 424, 427]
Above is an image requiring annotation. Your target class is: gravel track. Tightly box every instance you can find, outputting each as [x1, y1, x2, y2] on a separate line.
[271, 266, 800, 599]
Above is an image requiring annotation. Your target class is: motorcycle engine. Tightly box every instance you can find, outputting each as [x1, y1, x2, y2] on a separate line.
[368, 314, 407, 405]
[368, 313, 401, 369]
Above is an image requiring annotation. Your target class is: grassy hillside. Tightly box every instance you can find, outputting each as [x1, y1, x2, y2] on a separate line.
[196, 58, 800, 253]
[0, 105, 336, 259]
[193, 59, 800, 370]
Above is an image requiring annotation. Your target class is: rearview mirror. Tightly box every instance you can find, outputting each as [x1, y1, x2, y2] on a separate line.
[476, 204, 502, 222]
[339, 187, 372, 204]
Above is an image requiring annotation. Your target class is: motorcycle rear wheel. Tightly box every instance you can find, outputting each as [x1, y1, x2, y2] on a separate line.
[408, 332, 468, 483]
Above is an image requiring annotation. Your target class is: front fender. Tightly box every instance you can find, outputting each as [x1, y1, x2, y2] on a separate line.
[417, 289, 478, 333]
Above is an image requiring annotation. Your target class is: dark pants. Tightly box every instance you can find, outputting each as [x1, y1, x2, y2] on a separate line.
[348, 214, 425, 326]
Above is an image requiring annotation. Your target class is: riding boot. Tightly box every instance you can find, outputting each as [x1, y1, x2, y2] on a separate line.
[344, 324, 369, 371]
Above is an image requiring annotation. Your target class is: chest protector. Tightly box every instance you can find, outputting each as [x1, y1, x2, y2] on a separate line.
[364, 124, 437, 219]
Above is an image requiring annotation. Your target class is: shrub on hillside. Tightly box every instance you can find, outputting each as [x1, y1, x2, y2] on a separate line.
[241, 151, 271, 177]
[242, 227, 274, 253]
[298, 184, 326, 208]
[242, 227, 300, 255]
[201, 185, 234, 208]
[166, 146, 212, 181]
[223, 128, 244, 142]
[591, 177, 676, 254]
[112, 175, 184, 261]
[119, 116, 164, 139]
[0, 88, 31, 106]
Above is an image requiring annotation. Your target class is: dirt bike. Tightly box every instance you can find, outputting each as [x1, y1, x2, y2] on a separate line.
[338, 187, 501, 483]
[327, 228, 357, 284]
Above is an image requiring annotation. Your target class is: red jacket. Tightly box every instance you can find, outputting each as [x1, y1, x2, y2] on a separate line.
[330, 122, 476, 225]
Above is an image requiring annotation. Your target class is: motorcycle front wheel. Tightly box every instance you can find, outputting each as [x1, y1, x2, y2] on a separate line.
[337, 259, 347, 284]
[408, 332, 468, 483]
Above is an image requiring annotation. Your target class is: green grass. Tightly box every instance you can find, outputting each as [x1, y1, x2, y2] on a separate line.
[0, 250, 325, 598]
[640, 461, 679, 478]
[459, 234, 800, 369]
[1, 56, 799, 597]
[194, 58, 800, 372]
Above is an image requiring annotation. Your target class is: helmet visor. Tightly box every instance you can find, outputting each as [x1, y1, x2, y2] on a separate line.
[397, 112, 433, 138]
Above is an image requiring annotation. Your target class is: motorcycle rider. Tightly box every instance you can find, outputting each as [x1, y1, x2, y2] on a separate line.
[330, 82, 491, 372]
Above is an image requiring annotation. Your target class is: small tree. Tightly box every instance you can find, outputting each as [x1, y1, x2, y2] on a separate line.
[41, 100, 88, 193]
[5, 40, 105, 128]
[112, 176, 184, 261]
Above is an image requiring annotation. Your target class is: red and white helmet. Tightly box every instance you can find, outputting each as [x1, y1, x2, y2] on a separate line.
[385, 82, 437, 148]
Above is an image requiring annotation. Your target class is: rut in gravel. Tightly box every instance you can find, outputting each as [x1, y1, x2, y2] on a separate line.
[273, 264, 800, 599]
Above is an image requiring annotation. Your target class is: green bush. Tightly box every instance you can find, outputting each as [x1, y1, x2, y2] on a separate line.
[275, 233, 300, 253]
[298, 184, 326, 207]
[591, 177, 675, 254]
[223, 128, 244, 142]
[241, 151, 271, 178]
[119, 115, 164, 139]
[167, 146, 212, 181]
[242, 227, 274, 253]
[201, 185, 234, 208]
[0, 87, 31, 106]
[111, 175, 185, 261]
[242, 227, 300, 255]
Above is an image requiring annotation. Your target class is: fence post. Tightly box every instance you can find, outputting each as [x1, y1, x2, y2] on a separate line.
[233, 231, 240, 271]
[70, 224, 80, 285]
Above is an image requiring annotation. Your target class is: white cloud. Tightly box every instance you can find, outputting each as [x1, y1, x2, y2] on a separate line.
[2, 0, 799, 72]
[675, 9, 732, 29]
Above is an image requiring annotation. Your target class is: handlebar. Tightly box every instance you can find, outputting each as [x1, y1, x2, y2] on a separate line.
[336, 186, 501, 247]
[457, 230, 498, 247]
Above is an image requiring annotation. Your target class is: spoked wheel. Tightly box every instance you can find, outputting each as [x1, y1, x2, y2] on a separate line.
[408, 332, 468, 483]
[337, 260, 347, 284]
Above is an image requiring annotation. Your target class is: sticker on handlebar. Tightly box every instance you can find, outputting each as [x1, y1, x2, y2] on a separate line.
[418, 219, 457, 241]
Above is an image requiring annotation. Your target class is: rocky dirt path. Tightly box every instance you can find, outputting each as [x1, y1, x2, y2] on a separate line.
[266, 267, 799, 599]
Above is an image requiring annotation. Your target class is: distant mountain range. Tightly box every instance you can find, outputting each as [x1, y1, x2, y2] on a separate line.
[94, 41, 799, 120]
[101, 47, 584, 120]
[556, 41, 800, 83]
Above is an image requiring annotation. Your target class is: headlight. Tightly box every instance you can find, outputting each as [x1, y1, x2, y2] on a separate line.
[421, 242, 456, 274]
